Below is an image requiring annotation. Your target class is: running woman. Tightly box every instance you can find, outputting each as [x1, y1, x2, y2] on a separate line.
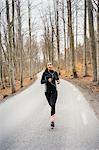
[41, 62, 60, 128]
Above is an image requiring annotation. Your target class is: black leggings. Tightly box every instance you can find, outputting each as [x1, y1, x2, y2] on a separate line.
[45, 91, 58, 116]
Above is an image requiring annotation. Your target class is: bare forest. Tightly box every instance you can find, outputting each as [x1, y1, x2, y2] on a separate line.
[0, 0, 99, 98]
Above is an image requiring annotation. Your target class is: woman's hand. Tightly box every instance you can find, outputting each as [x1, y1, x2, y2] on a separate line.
[48, 78, 52, 82]
[57, 80, 60, 84]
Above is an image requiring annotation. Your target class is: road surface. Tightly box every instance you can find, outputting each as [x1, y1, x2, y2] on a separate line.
[0, 72, 99, 150]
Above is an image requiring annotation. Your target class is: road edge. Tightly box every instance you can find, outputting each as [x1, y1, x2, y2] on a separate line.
[61, 77, 99, 120]
[0, 76, 38, 104]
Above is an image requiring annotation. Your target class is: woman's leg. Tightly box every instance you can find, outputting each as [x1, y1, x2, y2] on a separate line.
[45, 91, 58, 124]
[45, 92, 51, 106]
[45, 91, 58, 108]
[50, 91, 57, 123]
[50, 91, 57, 108]
[51, 104, 55, 116]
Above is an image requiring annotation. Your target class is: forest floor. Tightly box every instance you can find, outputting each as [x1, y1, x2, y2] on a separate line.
[61, 70, 99, 120]
[0, 75, 37, 103]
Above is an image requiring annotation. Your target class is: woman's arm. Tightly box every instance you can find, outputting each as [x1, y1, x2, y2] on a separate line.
[41, 72, 47, 84]
[55, 72, 60, 84]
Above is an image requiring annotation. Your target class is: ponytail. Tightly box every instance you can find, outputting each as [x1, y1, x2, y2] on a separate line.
[45, 68, 48, 72]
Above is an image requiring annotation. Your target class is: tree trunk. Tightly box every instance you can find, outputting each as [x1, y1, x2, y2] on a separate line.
[6, 0, 16, 93]
[51, 26, 54, 64]
[49, 3, 54, 64]
[0, 11, 5, 88]
[16, 0, 23, 87]
[75, 0, 78, 66]
[88, 0, 97, 81]
[44, 26, 48, 64]
[67, 0, 77, 78]
[12, 0, 16, 92]
[62, 0, 67, 72]
[0, 11, 2, 86]
[56, 0, 60, 73]
[97, 0, 99, 83]
[28, 0, 33, 80]
[83, 0, 88, 77]
[12, 0, 16, 72]
[46, 24, 51, 62]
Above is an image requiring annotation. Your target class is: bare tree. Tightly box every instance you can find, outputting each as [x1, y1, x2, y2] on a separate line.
[67, 0, 77, 78]
[0, 11, 2, 86]
[0, 11, 4, 88]
[16, 0, 23, 87]
[48, 2, 54, 64]
[83, 0, 88, 77]
[12, 0, 16, 69]
[56, 0, 60, 72]
[97, 0, 99, 83]
[88, 0, 97, 81]
[40, 11, 48, 64]
[62, 0, 67, 72]
[28, 0, 33, 80]
[44, 24, 48, 64]
[6, 0, 16, 93]
[46, 21, 51, 62]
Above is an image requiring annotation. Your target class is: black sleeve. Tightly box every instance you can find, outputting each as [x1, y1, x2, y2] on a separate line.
[55, 71, 59, 80]
[41, 72, 47, 84]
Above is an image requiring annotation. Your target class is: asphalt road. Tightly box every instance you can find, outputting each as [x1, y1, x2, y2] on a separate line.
[0, 72, 99, 150]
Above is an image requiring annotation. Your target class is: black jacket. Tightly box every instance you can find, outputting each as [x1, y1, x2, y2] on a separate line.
[41, 70, 59, 93]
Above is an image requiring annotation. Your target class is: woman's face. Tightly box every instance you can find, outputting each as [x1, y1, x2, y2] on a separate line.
[47, 63, 53, 71]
